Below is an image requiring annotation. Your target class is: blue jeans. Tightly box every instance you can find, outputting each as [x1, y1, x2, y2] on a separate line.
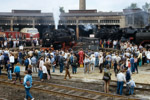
[8, 70, 12, 80]
[117, 81, 124, 95]
[38, 70, 43, 80]
[114, 45, 116, 49]
[84, 63, 89, 73]
[60, 63, 64, 73]
[134, 63, 138, 73]
[108, 61, 111, 68]
[52, 65, 55, 72]
[19, 58, 22, 65]
[25, 88, 33, 99]
[129, 86, 134, 95]
[73, 66, 77, 74]
[0, 69, 1, 75]
[131, 63, 135, 72]
[95, 57, 99, 67]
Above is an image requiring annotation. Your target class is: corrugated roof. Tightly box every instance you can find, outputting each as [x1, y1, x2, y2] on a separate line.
[0, 12, 53, 17]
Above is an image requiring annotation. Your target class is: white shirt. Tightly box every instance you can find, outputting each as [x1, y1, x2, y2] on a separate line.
[117, 72, 126, 82]
[116, 56, 121, 63]
[10, 56, 15, 63]
[127, 80, 136, 87]
[28, 58, 31, 65]
[42, 65, 48, 74]
[99, 57, 103, 65]
[39, 60, 44, 68]
[147, 51, 150, 59]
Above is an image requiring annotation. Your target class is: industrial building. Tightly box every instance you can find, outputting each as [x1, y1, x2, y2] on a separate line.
[0, 0, 149, 39]
[0, 10, 54, 34]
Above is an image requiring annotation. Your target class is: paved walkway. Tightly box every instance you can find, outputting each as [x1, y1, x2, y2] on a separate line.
[2, 64, 150, 84]
[48, 65, 150, 84]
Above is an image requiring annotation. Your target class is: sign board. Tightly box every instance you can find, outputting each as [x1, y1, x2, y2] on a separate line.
[90, 34, 95, 38]
[19, 45, 24, 50]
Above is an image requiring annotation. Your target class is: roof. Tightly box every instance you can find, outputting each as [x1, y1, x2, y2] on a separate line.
[60, 12, 123, 17]
[0, 12, 53, 17]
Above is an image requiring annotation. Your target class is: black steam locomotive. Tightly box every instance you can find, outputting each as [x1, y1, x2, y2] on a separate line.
[42, 28, 76, 49]
[95, 26, 150, 47]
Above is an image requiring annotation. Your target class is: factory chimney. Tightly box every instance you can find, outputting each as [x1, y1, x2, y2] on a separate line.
[79, 0, 86, 10]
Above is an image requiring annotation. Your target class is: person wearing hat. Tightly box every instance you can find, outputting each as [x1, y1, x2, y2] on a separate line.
[24, 70, 34, 100]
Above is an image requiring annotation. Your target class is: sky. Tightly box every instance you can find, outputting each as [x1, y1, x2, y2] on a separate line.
[0, 0, 150, 12]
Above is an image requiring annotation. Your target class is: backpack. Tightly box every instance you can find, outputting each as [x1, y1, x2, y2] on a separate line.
[25, 59, 29, 66]
[59, 56, 64, 63]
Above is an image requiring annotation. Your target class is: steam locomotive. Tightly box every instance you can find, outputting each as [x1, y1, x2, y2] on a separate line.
[95, 26, 150, 47]
[42, 28, 76, 49]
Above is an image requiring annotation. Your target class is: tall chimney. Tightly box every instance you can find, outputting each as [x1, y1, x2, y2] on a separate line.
[79, 0, 86, 10]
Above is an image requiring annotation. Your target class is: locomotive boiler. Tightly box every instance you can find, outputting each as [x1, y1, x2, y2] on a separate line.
[42, 28, 76, 49]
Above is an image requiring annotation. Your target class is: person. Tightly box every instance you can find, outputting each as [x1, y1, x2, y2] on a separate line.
[41, 63, 48, 81]
[125, 67, 131, 94]
[128, 79, 136, 95]
[130, 55, 135, 73]
[38, 57, 44, 81]
[24, 57, 29, 71]
[134, 56, 138, 74]
[71, 54, 78, 74]
[94, 51, 99, 67]
[9, 54, 15, 73]
[78, 48, 84, 66]
[18, 50, 23, 65]
[0, 53, 2, 75]
[31, 55, 37, 73]
[99, 55, 103, 73]
[59, 53, 65, 73]
[24, 69, 34, 100]
[117, 70, 126, 95]
[64, 58, 71, 80]
[138, 51, 142, 67]
[84, 56, 90, 74]
[103, 65, 111, 93]
[14, 63, 22, 84]
[7, 61, 12, 80]
[44, 58, 51, 79]
[51, 55, 55, 73]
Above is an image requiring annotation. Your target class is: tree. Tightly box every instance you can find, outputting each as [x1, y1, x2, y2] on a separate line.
[59, 7, 65, 13]
[142, 2, 150, 12]
[127, 3, 138, 9]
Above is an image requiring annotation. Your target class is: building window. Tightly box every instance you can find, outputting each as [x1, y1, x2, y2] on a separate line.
[100, 20, 120, 23]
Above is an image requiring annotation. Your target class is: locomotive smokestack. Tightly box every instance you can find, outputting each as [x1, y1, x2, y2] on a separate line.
[79, 0, 86, 10]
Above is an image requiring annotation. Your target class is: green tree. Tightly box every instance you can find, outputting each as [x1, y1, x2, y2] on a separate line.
[127, 3, 138, 9]
[142, 2, 150, 12]
[59, 7, 65, 13]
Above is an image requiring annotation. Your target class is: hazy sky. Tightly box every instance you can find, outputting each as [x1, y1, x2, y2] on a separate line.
[0, 0, 150, 12]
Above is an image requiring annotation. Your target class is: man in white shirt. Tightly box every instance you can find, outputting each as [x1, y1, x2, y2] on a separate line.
[99, 55, 103, 73]
[9, 54, 15, 73]
[84, 56, 90, 73]
[146, 50, 150, 64]
[117, 70, 126, 95]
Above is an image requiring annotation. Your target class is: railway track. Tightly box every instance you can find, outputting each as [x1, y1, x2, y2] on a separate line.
[0, 76, 138, 100]
[0, 74, 150, 95]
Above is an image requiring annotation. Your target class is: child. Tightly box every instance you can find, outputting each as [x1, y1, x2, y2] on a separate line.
[127, 79, 136, 95]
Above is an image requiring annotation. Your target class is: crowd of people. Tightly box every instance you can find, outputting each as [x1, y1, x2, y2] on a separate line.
[0, 35, 40, 48]
[0, 40, 150, 99]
